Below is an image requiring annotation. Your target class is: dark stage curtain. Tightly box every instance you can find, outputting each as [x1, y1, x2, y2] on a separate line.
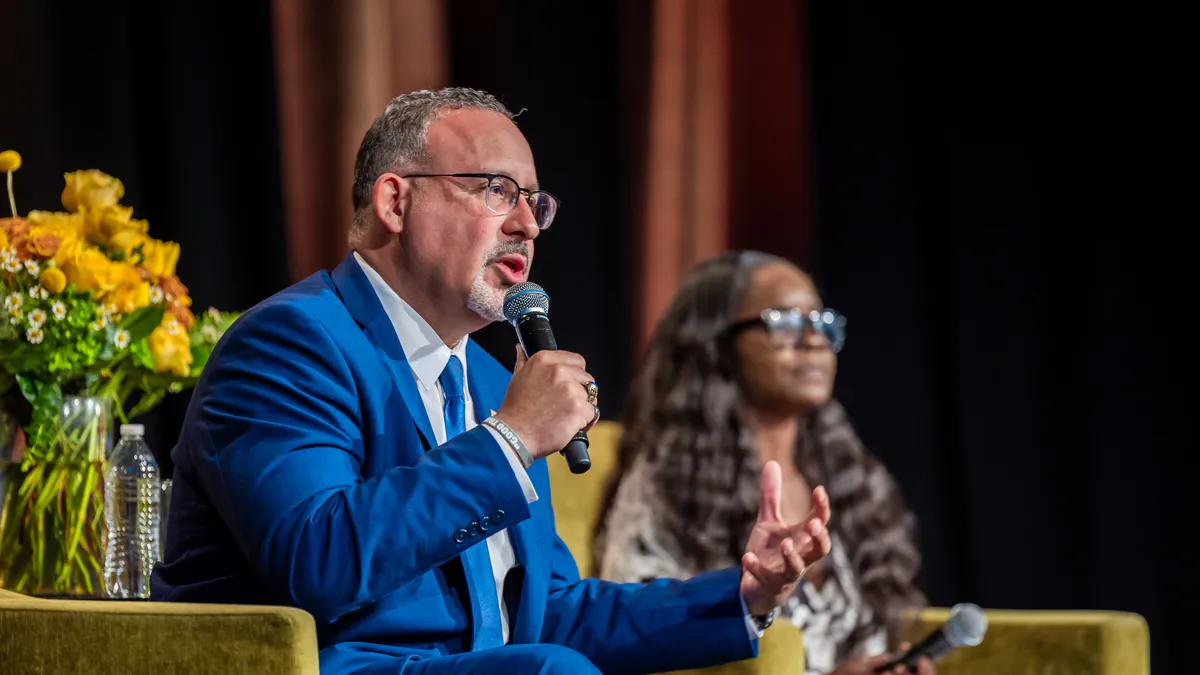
[0, 0, 291, 474]
[445, 0, 635, 419]
[806, 4, 1190, 672]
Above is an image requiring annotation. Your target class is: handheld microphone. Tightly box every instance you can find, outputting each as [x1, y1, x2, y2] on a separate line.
[502, 282, 591, 474]
[874, 603, 987, 672]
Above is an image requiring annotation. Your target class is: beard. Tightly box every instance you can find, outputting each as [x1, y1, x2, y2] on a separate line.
[465, 240, 530, 322]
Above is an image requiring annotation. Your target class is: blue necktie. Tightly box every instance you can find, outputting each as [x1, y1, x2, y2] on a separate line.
[439, 355, 504, 650]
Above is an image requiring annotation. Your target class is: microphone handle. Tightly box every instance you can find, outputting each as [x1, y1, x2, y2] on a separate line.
[873, 626, 950, 672]
[513, 312, 592, 474]
[562, 431, 591, 474]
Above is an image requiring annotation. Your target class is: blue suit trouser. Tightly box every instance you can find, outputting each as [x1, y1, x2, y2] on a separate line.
[405, 644, 601, 674]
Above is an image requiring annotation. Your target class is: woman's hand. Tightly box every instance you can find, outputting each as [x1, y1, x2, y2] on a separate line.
[831, 644, 935, 675]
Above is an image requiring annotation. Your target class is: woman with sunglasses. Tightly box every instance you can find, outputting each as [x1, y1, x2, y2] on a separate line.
[593, 251, 932, 675]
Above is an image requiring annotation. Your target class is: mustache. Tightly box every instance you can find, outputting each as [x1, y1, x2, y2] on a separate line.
[484, 240, 530, 266]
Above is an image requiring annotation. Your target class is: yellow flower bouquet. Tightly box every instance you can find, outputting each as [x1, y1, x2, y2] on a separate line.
[0, 150, 239, 595]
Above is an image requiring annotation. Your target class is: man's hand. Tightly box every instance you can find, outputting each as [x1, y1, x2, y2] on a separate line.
[832, 644, 935, 675]
[495, 345, 597, 459]
[739, 460, 833, 616]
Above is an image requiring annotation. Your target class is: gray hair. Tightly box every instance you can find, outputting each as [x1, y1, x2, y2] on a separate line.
[350, 87, 515, 215]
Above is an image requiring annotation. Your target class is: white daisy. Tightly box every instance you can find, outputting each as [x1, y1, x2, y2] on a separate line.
[149, 285, 164, 304]
[2, 257, 19, 273]
[91, 317, 107, 331]
[28, 308, 46, 328]
[208, 307, 221, 322]
[166, 319, 181, 336]
[24, 259, 39, 276]
[25, 326, 43, 344]
[8, 308, 22, 324]
[51, 301, 67, 320]
[113, 329, 131, 349]
[201, 324, 218, 342]
[38, 286, 48, 300]
[4, 293, 22, 311]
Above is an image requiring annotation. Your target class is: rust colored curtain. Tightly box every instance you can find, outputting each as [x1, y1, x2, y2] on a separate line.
[634, 0, 811, 352]
[271, 0, 448, 281]
[636, 0, 731, 350]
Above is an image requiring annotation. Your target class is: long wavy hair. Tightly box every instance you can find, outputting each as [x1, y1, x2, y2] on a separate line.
[595, 251, 925, 643]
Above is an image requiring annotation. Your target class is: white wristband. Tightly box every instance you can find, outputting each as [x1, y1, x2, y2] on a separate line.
[482, 416, 534, 470]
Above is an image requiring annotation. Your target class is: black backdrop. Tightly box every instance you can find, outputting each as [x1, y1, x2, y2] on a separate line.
[1, 2, 1189, 671]
[807, 4, 1190, 672]
[0, 0, 290, 476]
[445, 0, 640, 421]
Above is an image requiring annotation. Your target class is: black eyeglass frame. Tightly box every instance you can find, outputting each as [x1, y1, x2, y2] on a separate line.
[727, 307, 848, 353]
[402, 172, 560, 230]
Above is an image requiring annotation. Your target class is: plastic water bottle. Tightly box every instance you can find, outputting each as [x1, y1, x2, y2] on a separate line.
[103, 424, 161, 598]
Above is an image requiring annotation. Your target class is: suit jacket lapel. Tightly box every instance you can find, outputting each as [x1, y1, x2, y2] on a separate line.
[330, 254, 436, 449]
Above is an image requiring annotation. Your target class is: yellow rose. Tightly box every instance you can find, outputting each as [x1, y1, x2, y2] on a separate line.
[39, 267, 67, 294]
[24, 211, 83, 263]
[106, 264, 151, 313]
[0, 150, 20, 172]
[108, 230, 179, 279]
[142, 238, 180, 278]
[61, 246, 123, 298]
[82, 204, 149, 246]
[61, 170, 124, 212]
[149, 321, 193, 377]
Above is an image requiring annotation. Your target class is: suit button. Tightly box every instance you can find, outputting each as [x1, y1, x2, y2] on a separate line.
[467, 521, 480, 538]
[454, 529, 468, 544]
[493, 509, 505, 524]
[479, 516, 492, 531]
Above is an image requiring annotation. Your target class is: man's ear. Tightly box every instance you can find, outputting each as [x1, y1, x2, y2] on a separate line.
[373, 172, 408, 235]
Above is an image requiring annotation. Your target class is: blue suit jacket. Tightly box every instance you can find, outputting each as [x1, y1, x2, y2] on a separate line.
[150, 254, 757, 674]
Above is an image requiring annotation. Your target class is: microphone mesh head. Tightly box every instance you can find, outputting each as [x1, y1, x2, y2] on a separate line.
[945, 603, 988, 647]
[503, 282, 550, 321]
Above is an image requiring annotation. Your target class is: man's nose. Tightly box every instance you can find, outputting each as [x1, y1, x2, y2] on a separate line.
[503, 196, 540, 240]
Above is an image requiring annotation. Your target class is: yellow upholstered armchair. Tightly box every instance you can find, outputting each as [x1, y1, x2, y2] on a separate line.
[0, 588, 319, 674]
[548, 422, 1151, 675]
[0, 420, 1150, 674]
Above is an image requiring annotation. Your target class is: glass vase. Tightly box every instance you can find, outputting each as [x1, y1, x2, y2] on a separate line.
[0, 396, 111, 597]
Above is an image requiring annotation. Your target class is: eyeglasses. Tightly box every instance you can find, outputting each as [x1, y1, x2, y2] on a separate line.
[728, 307, 847, 353]
[403, 172, 559, 230]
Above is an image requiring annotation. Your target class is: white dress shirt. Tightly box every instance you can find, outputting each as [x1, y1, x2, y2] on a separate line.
[355, 252, 537, 644]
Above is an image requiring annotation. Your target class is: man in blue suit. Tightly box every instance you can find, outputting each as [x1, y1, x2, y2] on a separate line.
[151, 88, 833, 674]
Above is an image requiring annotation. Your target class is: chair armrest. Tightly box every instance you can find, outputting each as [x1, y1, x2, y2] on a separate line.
[0, 589, 319, 675]
[660, 620, 806, 675]
[901, 607, 1149, 675]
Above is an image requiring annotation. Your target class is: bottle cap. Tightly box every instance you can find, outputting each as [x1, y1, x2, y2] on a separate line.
[120, 424, 145, 436]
